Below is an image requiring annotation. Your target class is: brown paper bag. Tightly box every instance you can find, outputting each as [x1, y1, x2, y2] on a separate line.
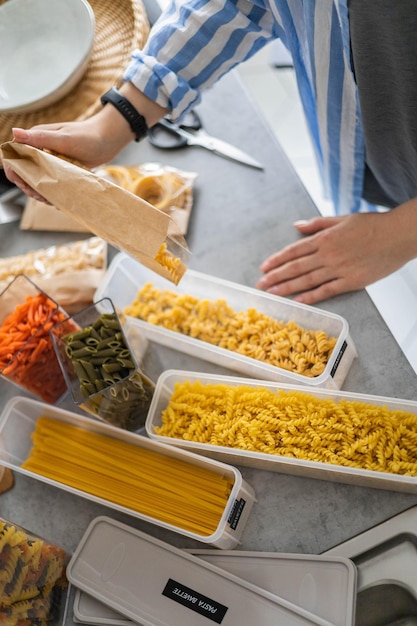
[0, 141, 189, 283]
[20, 197, 88, 232]
[21, 162, 196, 236]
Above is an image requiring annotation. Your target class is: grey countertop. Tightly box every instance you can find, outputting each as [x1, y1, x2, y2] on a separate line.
[1, 70, 416, 622]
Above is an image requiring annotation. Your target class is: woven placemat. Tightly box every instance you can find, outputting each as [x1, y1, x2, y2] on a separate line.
[0, 0, 150, 148]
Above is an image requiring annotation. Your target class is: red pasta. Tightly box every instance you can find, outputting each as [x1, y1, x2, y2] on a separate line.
[0, 293, 68, 403]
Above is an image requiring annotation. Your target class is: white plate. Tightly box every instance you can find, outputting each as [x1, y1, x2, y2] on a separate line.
[0, 0, 95, 113]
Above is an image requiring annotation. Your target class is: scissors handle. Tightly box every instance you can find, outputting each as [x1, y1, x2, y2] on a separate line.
[148, 110, 202, 150]
[179, 109, 202, 131]
[148, 118, 188, 149]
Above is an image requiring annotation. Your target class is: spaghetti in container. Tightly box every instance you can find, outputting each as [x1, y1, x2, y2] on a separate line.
[0, 516, 68, 624]
[51, 298, 155, 431]
[0, 274, 69, 403]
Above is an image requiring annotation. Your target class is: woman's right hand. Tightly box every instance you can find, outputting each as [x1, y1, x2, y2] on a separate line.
[2, 103, 137, 201]
[2, 82, 169, 201]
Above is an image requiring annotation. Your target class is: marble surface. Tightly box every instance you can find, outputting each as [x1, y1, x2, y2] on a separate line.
[1, 70, 416, 624]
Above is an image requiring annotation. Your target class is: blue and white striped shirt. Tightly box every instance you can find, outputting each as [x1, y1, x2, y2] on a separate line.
[124, 0, 366, 215]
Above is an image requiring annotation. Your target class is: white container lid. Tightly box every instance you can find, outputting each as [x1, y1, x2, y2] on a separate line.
[72, 549, 356, 626]
[67, 516, 336, 626]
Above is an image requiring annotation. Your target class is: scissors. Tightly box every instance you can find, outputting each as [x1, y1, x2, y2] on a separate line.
[148, 110, 264, 170]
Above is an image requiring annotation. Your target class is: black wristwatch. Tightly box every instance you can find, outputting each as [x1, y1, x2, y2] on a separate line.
[100, 87, 149, 142]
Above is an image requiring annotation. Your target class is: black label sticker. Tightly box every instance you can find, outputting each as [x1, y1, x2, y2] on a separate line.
[162, 578, 228, 624]
[227, 497, 246, 530]
[330, 340, 347, 378]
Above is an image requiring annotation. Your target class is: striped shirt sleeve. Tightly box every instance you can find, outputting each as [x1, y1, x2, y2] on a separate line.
[123, 0, 277, 119]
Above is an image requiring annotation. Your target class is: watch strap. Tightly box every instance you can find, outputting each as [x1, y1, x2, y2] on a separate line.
[100, 87, 148, 142]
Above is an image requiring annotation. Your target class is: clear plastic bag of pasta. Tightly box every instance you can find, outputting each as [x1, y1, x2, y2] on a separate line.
[0, 517, 68, 625]
[50, 298, 155, 431]
[98, 162, 197, 236]
[0, 237, 108, 315]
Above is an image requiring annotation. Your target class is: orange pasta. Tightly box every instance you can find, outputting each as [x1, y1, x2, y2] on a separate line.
[0, 293, 68, 403]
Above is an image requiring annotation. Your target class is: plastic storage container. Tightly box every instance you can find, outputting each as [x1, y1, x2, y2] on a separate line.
[66, 516, 339, 626]
[66, 549, 356, 626]
[95, 253, 357, 390]
[0, 273, 69, 403]
[51, 298, 155, 430]
[0, 395, 255, 548]
[0, 516, 68, 624]
[145, 370, 417, 493]
[323, 506, 417, 626]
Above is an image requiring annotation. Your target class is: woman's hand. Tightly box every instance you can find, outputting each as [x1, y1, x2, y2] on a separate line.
[3, 114, 123, 202]
[2, 82, 168, 201]
[256, 201, 417, 304]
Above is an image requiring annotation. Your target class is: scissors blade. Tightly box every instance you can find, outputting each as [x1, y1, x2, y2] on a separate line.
[189, 132, 264, 170]
[165, 122, 264, 169]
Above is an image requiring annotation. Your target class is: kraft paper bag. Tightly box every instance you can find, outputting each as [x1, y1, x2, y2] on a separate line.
[0, 141, 189, 283]
[20, 162, 197, 236]
[21, 197, 89, 232]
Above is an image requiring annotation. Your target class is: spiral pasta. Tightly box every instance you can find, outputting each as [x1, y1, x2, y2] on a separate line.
[102, 164, 193, 214]
[154, 244, 187, 285]
[156, 381, 417, 476]
[125, 284, 337, 377]
[0, 520, 67, 624]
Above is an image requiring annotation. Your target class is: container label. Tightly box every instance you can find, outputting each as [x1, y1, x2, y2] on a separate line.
[228, 497, 246, 530]
[330, 340, 347, 378]
[162, 578, 228, 623]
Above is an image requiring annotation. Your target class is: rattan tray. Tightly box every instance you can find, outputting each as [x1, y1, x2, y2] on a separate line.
[0, 0, 150, 148]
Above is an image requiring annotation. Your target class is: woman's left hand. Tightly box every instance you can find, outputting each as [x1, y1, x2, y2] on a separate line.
[256, 204, 417, 304]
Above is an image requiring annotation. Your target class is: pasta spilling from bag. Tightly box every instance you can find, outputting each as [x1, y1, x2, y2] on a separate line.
[154, 243, 187, 285]
[125, 283, 337, 377]
[156, 381, 417, 475]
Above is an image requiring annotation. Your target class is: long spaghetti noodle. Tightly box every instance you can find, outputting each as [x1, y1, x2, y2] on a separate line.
[22, 417, 234, 536]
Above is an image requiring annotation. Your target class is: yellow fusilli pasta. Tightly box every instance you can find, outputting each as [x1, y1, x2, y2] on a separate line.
[0, 520, 67, 622]
[156, 381, 417, 476]
[154, 244, 187, 284]
[125, 284, 337, 377]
